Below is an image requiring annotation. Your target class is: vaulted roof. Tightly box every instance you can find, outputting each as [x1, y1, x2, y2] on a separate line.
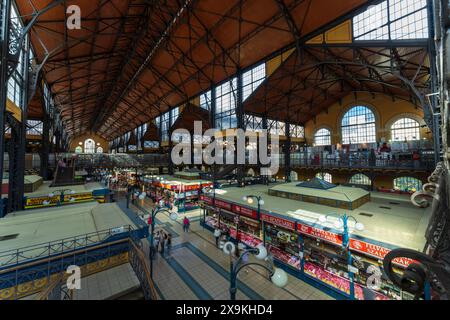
[243, 45, 430, 124]
[17, 0, 371, 140]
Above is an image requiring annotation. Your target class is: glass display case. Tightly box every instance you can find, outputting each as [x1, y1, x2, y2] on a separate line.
[264, 223, 301, 270]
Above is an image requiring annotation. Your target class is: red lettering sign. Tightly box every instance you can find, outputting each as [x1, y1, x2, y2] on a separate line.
[297, 223, 343, 244]
[232, 204, 258, 219]
[349, 239, 414, 268]
[200, 195, 213, 205]
[296, 223, 413, 268]
[215, 200, 232, 210]
[261, 213, 296, 230]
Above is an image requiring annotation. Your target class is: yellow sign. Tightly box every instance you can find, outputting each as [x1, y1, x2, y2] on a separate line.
[25, 196, 60, 209]
[64, 192, 93, 202]
[24, 192, 96, 209]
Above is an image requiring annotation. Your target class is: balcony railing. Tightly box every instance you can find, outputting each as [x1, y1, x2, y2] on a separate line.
[278, 154, 435, 171]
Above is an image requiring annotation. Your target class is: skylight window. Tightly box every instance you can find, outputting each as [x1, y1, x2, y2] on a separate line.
[353, 0, 428, 41]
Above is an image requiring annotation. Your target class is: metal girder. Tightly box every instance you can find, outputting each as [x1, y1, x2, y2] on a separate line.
[7, 0, 65, 79]
[243, 43, 430, 126]
[5, 111, 24, 212]
[92, 0, 194, 133]
[1, 0, 11, 217]
[98, 0, 305, 139]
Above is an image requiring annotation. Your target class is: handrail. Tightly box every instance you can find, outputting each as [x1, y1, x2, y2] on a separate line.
[36, 274, 67, 300]
[0, 238, 129, 275]
[1, 234, 155, 300]
[128, 239, 158, 300]
[0, 225, 134, 270]
[36, 237, 158, 300]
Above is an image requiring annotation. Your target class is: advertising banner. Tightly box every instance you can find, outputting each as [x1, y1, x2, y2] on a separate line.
[261, 213, 296, 231]
[297, 223, 343, 244]
[232, 204, 258, 219]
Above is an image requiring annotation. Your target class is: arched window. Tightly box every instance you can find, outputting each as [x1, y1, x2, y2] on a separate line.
[349, 173, 371, 186]
[314, 128, 331, 146]
[316, 172, 332, 183]
[96, 147, 104, 154]
[75, 146, 83, 154]
[394, 177, 422, 192]
[84, 139, 95, 154]
[341, 106, 376, 144]
[391, 118, 420, 141]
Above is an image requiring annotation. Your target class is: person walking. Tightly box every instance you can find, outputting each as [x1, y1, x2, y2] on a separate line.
[241, 250, 249, 274]
[265, 250, 274, 278]
[153, 231, 160, 259]
[183, 217, 190, 232]
[167, 233, 172, 256]
[159, 232, 166, 256]
[214, 228, 221, 247]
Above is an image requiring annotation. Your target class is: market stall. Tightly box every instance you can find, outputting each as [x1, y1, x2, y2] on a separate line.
[199, 194, 414, 300]
[142, 176, 213, 211]
[200, 196, 262, 248]
[261, 213, 301, 270]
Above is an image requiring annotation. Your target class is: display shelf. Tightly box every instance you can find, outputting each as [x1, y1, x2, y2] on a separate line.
[206, 217, 262, 248]
[354, 283, 390, 300]
[267, 244, 300, 270]
[304, 262, 351, 296]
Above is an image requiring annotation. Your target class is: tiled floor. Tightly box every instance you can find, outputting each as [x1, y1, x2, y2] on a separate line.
[130, 199, 334, 301]
[35, 198, 333, 300]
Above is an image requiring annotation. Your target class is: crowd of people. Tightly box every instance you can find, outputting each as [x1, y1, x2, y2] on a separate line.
[152, 230, 172, 257]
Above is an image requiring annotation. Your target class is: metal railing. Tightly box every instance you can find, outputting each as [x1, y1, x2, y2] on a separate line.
[0, 224, 159, 300]
[36, 274, 74, 300]
[71, 153, 168, 169]
[0, 225, 134, 270]
[34, 237, 157, 301]
[278, 154, 435, 171]
[4, 151, 433, 172]
[128, 239, 158, 300]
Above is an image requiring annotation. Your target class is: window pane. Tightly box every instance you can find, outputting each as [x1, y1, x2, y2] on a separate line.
[353, 0, 428, 41]
[393, 177, 422, 192]
[314, 128, 331, 146]
[391, 118, 420, 141]
[341, 106, 376, 144]
[316, 172, 332, 183]
[349, 174, 371, 185]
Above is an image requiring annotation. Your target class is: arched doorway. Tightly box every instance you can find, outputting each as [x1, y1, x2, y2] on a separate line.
[96, 147, 104, 153]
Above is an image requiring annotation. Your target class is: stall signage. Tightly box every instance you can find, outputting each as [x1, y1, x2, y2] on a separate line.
[349, 239, 414, 268]
[231, 204, 258, 219]
[297, 223, 342, 244]
[25, 196, 60, 208]
[199, 195, 213, 204]
[215, 200, 232, 210]
[261, 213, 295, 230]
[64, 192, 93, 202]
[183, 184, 203, 191]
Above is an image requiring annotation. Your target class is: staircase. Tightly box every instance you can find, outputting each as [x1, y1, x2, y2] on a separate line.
[111, 286, 145, 300]
[0, 226, 156, 301]
[200, 164, 237, 181]
[51, 165, 77, 187]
